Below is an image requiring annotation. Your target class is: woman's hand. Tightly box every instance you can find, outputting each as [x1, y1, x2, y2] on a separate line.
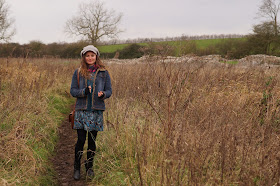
[85, 86, 92, 95]
[98, 91, 104, 97]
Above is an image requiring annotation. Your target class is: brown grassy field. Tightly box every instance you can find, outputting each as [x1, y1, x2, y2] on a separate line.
[98, 59, 280, 185]
[0, 57, 280, 185]
[0, 58, 77, 184]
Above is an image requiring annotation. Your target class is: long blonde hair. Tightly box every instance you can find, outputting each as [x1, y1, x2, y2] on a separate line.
[79, 55, 106, 79]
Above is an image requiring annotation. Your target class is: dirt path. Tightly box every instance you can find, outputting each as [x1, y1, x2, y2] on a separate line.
[51, 117, 88, 186]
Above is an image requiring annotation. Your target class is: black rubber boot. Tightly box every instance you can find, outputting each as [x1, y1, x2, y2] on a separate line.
[73, 162, 81, 180]
[85, 160, 94, 179]
[73, 169, 80, 180]
[86, 168, 94, 178]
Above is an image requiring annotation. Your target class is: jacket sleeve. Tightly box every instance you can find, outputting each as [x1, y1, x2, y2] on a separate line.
[101, 70, 112, 100]
[70, 69, 85, 98]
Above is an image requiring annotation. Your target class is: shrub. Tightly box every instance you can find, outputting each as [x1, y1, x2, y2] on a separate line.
[215, 39, 250, 59]
[178, 40, 197, 56]
[118, 44, 144, 59]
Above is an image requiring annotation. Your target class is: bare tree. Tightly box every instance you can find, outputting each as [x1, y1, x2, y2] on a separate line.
[65, 0, 123, 45]
[0, 0, 15, 42]
[258, 0, 280, 36]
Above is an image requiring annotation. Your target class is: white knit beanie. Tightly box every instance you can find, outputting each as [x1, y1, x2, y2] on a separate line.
[80, 45, 100, 57]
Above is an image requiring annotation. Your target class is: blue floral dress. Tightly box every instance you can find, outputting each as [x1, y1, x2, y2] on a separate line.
[73, 71, 104, 131]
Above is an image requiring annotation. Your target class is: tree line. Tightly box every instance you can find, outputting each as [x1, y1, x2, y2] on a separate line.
[0, 32, 278, 59]
[0, 34, 245, 59]
[0, 41, 91, 58]
[99, 34, 245, 45]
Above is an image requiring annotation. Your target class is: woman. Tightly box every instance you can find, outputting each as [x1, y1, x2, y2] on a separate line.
[70, 45, 112, 180]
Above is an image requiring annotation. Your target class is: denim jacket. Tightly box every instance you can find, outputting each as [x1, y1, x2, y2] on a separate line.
[70, 68, 112, 111]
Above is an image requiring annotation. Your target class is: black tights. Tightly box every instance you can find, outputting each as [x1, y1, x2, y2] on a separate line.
[74, 129, 98, 170]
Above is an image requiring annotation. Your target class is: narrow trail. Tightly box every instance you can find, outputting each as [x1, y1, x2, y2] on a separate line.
[51, 116, 88, 186]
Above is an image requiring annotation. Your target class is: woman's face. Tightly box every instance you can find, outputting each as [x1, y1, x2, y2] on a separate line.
[85, 51, 97, 66]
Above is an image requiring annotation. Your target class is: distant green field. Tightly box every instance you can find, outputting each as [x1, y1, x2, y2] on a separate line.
[98, 38, 246, 54]
[98, 43, 147, 53]
[98, 44, 128, 53]
[196, 39, 230, 49]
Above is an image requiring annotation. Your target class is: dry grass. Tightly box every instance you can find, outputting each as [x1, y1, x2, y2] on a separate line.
[0, 58, 78, 185]
[93, 59, 280, 185]
[1, 57, 280, 185]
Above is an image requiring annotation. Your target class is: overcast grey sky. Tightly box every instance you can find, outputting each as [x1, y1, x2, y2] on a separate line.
[8, 0, 262, 44]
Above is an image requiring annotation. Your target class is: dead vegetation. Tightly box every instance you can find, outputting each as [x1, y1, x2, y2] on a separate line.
[0, 56, 280, 185]
[0, 58, 77, 185]
[100, 58, 280, 185]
